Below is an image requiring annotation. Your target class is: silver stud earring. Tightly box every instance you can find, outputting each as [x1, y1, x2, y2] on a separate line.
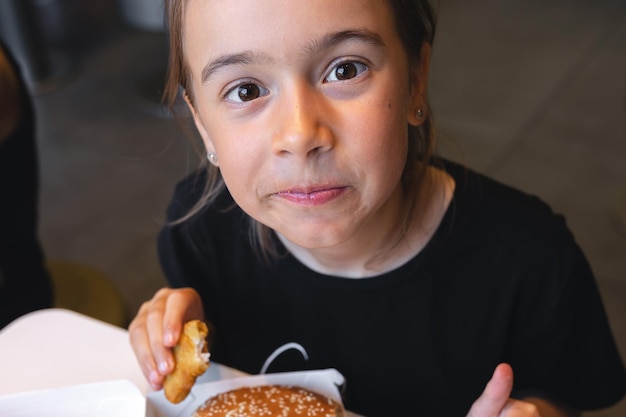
[207, 152, 218, 165]
[416, 108, 424, 119]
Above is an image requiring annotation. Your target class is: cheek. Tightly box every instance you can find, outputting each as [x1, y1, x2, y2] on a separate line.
[202, 113, 264, 174]
[350, 98, 409, 166]
[210, 134, 267, 208]
[357, 100, 410, 194]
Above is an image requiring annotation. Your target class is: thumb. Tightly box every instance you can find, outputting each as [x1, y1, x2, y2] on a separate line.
[466, 363, 514, 417]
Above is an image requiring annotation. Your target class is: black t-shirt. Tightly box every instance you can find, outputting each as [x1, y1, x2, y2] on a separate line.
[158, 159, 626, 416]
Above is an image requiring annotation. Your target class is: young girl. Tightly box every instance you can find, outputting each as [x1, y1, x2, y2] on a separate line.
[129, 1, 626, 415]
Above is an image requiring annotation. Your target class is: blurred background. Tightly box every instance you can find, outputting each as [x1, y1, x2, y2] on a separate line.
[1, 0, 624, 415]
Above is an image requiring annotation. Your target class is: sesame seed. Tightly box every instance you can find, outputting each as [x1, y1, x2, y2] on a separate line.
[192, 385, 343, 417]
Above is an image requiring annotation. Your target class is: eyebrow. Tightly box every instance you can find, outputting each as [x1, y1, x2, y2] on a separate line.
[303, 29, 385, 56]
[201, 51, 272, 83]
[200, 29, 385, 84]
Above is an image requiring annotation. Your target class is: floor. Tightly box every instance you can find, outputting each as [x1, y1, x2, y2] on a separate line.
[19, 0, 626, 415]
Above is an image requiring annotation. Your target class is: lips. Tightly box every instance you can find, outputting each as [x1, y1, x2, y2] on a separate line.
[272, 185, 349, 205]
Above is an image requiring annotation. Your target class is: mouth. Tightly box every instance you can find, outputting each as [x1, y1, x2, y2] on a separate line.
[272, 185, 349, 206]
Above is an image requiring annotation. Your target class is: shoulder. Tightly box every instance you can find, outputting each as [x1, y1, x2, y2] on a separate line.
[160, 168, 248, 252]
[165, 169, 236, 221]
[165, 169, 207, 218]
[158, 169, 252, 285]
[431, 158, 583, 283]
[441, 158, 568, 241]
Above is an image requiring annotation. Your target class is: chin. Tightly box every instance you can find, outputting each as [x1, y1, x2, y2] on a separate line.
[277, 224, 355, 250]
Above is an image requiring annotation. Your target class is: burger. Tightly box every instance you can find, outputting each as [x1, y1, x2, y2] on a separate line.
[192, 384, 345, 417]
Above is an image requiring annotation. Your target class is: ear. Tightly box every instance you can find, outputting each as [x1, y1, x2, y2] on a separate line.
[407, 41, 431, 126]
[183, 90, 217, 155]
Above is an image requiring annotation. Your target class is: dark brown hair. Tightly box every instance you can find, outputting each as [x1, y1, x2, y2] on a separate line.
[162, 0, 438, 261]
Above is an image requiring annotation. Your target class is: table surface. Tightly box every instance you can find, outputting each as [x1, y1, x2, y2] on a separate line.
[0, 308, 148, 396]
[0, 308, 361, 416]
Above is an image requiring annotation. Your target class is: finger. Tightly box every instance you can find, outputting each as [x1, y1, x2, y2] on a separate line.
[466, 363, 514, 417]
[146, 289, 176, 379]
[162, 288, 205, 348]
[162, 290, 190, 347]
[128, 301, 163, 390]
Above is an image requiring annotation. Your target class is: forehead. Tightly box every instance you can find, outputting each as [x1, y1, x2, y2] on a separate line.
[182, 0, 399, 66]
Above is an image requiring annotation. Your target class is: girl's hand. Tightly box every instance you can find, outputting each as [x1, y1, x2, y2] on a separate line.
[467, 363, 579, 417]
[128, 287, 204, 390]
[467, 363, 540, 416]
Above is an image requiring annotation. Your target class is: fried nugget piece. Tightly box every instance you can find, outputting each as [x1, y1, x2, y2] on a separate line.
[163, 319, 211, 403]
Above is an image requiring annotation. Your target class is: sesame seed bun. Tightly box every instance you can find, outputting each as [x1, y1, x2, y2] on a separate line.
[192, 385, 344, 417]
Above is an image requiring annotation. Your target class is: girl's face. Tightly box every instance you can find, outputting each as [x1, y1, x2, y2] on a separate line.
[184, 0, 427, 251]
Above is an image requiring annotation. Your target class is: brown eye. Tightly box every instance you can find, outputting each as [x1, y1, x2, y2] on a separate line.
[336, 63, 358, 80]
[325, 61, 368, 82]
[238, 83, 260, 101]
[225, 82, 268, 103]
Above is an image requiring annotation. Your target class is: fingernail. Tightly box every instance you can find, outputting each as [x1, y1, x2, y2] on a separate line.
[149, 369, 160, 385]
[159, 360, 170, 374]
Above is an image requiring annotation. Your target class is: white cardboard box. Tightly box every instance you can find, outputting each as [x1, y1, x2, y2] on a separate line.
[0, 380, 145, 417]
[0, 369, 347, 417]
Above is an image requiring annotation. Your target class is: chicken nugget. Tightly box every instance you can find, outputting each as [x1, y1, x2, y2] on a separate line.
[163, 319, 210, 403]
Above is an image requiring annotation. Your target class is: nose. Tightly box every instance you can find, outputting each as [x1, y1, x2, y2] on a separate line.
[271, 82, 334, 158]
